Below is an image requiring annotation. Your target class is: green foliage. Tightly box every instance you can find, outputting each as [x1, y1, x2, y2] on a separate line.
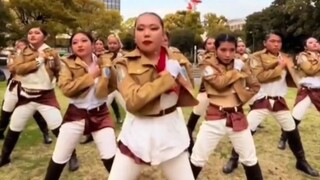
[245, 0, 320, 53]
[0, 0, 13, 46]
[6, 0, 122, 46]
[169, 28, 203, 57]
[203, 13, 230, 38]
[164, 11, 204, 35]
[118, 31, 135, 51]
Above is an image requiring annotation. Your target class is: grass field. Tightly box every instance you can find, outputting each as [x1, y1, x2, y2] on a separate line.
[0, 82, 319, 180]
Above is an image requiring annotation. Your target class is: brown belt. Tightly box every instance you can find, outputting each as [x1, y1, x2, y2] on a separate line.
[86, 103, 106, 114]
[147, 105, 177, 117]
[301, 85, 320, 90]
[209, 103, 243, 113]
[265, 96, 283, 100]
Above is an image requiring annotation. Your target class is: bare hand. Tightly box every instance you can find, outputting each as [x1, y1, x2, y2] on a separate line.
[88, 63, 101, 78]
[279, 59, 287, 68]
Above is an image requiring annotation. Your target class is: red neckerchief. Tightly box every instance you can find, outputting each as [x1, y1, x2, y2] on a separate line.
[156, 47, 180, 94]
[156, 48, 166, 72]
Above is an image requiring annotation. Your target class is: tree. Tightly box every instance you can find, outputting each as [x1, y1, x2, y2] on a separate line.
[7, 0, 122, 46]
[118, 31, 135, 51]
[170, 28, 202, 59]
[245, 0, 320, 53]
[121, 17, 136, 33]
[0, 0, 13, 46]
[70, 0, 122, 38]
[8, 0, 76, 45]
[163, 11, 203, 35]
[203, 13, 230, 38]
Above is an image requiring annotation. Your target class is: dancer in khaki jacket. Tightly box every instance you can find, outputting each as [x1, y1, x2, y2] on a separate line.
[222, 32, 319, 177]
[190, 34, 262, 180]
[45, 31, 118, 179]
[108, 12, 197, 180]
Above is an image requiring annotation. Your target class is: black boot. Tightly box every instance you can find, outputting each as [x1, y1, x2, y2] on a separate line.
[0, 129, 21, 167]
[68, 150, 79, 172]
[51, 127, 60, 138]
[44, 158, 66, 180]
[278, 118, 300, 150]
[80, 134, 93, 144]
[111, 100, 122, 123]
[187, 112, 201, 133]
[187, 128, 195, 154]
[51, 127, 80, 172]
[243, 162, 263, 180]
[287, 127, 319, 177]
[190, 162, 202, 179]
[187, 112, 201, 154]
[102, 156, 114, 172]
[278, 129, 287, 150]
[0, 110, 13, 140]
[33, 112, 52, 144]
[223, 148, 239, 174]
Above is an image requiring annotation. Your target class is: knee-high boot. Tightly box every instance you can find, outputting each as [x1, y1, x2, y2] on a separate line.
[286, 127, 319, 177]
[102, 156, 115, 172]
[0, 129, 21, 167]
[0, 109, 12, 139]
[223, 130, 256, 174]
[190, 162, 202, 179]
[242, 162, 263, 180]
[44, 158, 66, 180]
[33, 111, 52, 144]
[187, 112, 201, 154]
[222, 148, 239, 174]
[278, 118, 300, 150]
[51, 127, 80, 172]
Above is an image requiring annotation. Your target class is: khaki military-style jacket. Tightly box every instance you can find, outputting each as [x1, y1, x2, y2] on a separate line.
[58, 54, 117, 99]
[114, 47, 198, 115]
[168, 46, 195, 87]
[236, 53, 251, 64]
[249, 49, 299, 87]
[199, 55, 260, 105]
[295, 51, 320, 77]
[99, 49, 127, 60]
[14, 46, 60, 90]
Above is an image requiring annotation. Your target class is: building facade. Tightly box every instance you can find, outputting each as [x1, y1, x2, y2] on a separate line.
[227, 18, 246, 31]
[100, 0, 121, 11]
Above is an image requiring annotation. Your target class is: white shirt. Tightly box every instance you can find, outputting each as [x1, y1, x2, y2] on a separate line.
[69, 54, 106, 110]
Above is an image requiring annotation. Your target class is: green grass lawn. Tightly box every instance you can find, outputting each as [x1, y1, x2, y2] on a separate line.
[0, 82, 319, 180]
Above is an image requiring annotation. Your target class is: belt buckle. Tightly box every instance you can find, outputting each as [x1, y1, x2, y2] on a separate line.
[234, 107, 238, 112]
[160, 109, 165, 116]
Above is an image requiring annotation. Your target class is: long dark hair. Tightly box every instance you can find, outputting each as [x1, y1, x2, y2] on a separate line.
[68, 31, 94, 59]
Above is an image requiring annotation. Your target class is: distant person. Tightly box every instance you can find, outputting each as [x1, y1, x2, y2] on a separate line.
[0, 39, 52, 144]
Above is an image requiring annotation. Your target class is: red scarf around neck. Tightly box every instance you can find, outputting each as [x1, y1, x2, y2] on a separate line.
[156, 47, 166, 72]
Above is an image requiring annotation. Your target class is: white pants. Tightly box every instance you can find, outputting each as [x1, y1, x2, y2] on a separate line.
[108, 150, 194, 180]
[191, 120, 257, 167]
[248, 109, 295, 132]
[107, 90, 125, 109]
[2, 82, 18, 112]
[192, 92, 209, 116]
[9, 102, 62, 132]
[52, 120, 117, 164]
[292, 96, 312, 120]
[119, 110, 189, 165]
